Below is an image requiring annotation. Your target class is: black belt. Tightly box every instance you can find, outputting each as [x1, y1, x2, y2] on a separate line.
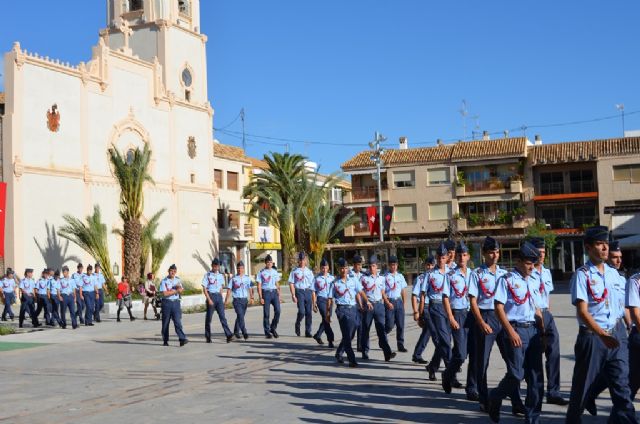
[510, 321, 536, 328]
[389, 297, 402, 301]
[429, 299, 443, 304]
[540, 308, 549, 313]
[337, 304, 355, 309]
[262, 288, 276, 292]
[452, 308, 468, 312]
[579, 319, 623, 335]
[480, 309, 495, 313]
[162, 298, 180, 302]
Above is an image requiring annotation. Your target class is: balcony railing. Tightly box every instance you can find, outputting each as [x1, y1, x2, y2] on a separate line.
[540, 182, 564, 195]
[351, 184, 387, 201]
[465, 179, 508, 192]
[353, 222, 370, 233]
[569, 180, 595, 193]
[538, 180, 595, 196]
[244, 224, 253, 238]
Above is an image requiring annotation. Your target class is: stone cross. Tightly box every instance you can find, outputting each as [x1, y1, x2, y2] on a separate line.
[118, 17, 133, 54]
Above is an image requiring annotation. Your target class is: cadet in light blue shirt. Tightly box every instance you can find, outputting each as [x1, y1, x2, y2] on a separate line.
[412, 256, 435, 364]
[72, 263, 86, 325]
[360, 255, 394, 361]
[93, 263, 108, 323]
[35, 269, 53, 326]
[48, 270, 64, 327]
[256, 254, 281, 339]
[225, 261, 253, 340]
[311, 258, 335, 346]
[289, 252, 315, 337]
[627, 272, 640, 399]
[18, 268, 40, 328]
[80, 265, 98, 326]
[202, 258, 232, 343]
[384, 255, 408, 353]
[444, 239, 457, 271]
[566, 226, 636, 422]
[488, 242, 543, 423]
[160, 264, 188, 346]
[59, 266, 77, 329]
[1, 268, 18, 321]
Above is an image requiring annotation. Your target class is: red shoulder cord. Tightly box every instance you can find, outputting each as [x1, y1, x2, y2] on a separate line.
[450, 275, 468, 298]
[583, 271, 608, 304]
[506, 278, 530, 305]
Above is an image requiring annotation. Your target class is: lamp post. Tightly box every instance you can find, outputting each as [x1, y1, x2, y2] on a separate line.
[369, 131, 386, 243]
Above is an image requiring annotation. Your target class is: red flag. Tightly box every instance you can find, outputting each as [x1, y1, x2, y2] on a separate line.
[0, 182, 6, 258]
[366, 206, 378, 236]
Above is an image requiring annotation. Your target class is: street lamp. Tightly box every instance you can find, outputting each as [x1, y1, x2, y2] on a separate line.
[370, 131, 386, 243]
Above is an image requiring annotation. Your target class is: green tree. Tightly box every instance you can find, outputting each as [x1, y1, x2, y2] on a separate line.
[151, 233, 174, 277]
[526, 221, 557, 267]
[58, 205, 115, 290]
[108, 144, 154, 287]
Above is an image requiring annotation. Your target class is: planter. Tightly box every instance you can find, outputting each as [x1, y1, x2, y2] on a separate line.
[510, 180, 523, 193]
[455, 218, 468, 231]
[455, 185, 466, 197]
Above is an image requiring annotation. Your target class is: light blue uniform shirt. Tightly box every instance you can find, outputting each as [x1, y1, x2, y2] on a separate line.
[160, 276, 182, 300]
[228, 275, 252, 299]
[36, 278, 49, 295]
[49, 278, 62, 295]
[422, 268, 448, 302]
[329, 276, 363, 306]
[384, 272, 407, 300]
[59, 277, 75, 296]
[313, 273, 334, 299]
[611, 269, 627, 320]
[72, 272, 85, 291]
[289, 267, 315, 290]
[446, 267, 471, 310]
[94, 273, 106, 290]
[19, 278, 36, 295]
[361, 273, 385, 302]
[626, 273, 640, 312]
[469, 265, 508, 310]
[256, 268, 279, 290]
[412, 273, 425, 298]
[1, 278, 15, 293]
[531, 266, 554, 309]
[81, 274, 96, 292]
[202, 271, 225, 293]
[495, 269, 539, 323]
[570, 261, 618, 331]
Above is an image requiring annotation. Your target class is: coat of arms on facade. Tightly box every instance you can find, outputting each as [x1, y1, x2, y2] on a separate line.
[46, 104, 60, 132]
[187, 136, 196, 159]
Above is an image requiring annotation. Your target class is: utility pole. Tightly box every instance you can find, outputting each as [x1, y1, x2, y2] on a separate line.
[240, 108, 246, 151]
[369, 131, 386, 243]
[616, 104, 625, 136]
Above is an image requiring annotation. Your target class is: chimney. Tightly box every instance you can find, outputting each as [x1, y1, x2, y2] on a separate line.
[436, 138, 443, 146]
[534, 134, 542, 145]
[482, 130, 490, 141]
[399, 136, 408, 150]
[503, 130, 509, 138]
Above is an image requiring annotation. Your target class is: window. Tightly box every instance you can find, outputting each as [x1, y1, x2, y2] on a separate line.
[129, 0, 143, 11]
[214, 169, 223, 189]
[569, 169, 594, 193]
[613, 164, 640, 182]
[427, 168, 450, 185]
[429, 202, 451, 221]
[178, 0, 191, 15]
[126, 149, 135, 165]
[185, 90, 191, 102]
[393, 171, 415, 188]
[258, 213, 269, 227]
[190, 173, 195, 184]
[217, 209, 225, 229]
[394, 204, 417, 222]
[181, 68, 192, 87]
[228, 210, 240, 230]
[331, 187, 343, 203]
[539, 172, 563, 195]
[227, 172, 239, 191]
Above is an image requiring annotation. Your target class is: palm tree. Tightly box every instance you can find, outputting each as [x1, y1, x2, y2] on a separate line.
[108, 144, 154, 287]
[58, 205, 114, 289]
[151, 233, 174, 276]
[113, 208, 166, 278]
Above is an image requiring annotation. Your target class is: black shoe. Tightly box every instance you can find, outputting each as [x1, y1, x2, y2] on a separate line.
[206, 338, 212, 343]
[466, 392, 480, 402]
[265, 333, 273, 339]
[546, 395, 569, 406]
[1, 317, 6, 321]
[348, 362, 358, 368]
[356, 347, 362, 352]
[163, 342, 169, 346]
[72, 325, 78, 330]
[412, 356, 428, 364]
[79, 319, 84, 325]
[86, 323, 94, 326]
[425, 366, 437, 381]
[313, 335, 324, 345]
[295, 328, 300, 336]
[328, 341, 334, 348]
[33, 323, 42, 328]
[155, 314, 161, 320]
[234, 333, 241, 339]
[117, 318, 121, 322]
[361, 353, 369, 360]
[398, 345, 408, 353]
[96, 319, 101, 323]
[61, 325, 67, 329]
[19, 324, 24, 328]
[226, 335, 233, 343]
[335, 354, 344, 364]
[179, 339, 189, 347]
[511, 403, 525, 417]
[442, 374, 452, 394]
[451, 379, 463, 389]
[271, 329, 279, 338]
[384, 352, 396, 362]
[488, 397, 501, 423]
[305, 333, 313, 338]
[243, 334, 248, 340]
[584, 397, 597, 416]
[144, 316, 148, 320]
[130, 317, 136, 321]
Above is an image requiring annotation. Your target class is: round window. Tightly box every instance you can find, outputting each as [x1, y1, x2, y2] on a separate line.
[182, 68, 193, 87]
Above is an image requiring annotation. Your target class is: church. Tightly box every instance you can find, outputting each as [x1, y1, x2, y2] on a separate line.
[1, 0, 221, 282]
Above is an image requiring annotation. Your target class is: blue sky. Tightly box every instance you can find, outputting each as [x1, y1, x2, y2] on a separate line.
[2, 1, 639, 173]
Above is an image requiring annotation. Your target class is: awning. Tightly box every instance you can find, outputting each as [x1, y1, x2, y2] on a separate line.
[457, 193, 520, 203]
[249, 242, 282, 250]
[345, 168, 387, 175]
[618, 235, 640, 249]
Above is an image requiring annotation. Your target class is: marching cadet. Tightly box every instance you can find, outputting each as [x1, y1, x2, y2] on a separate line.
[225, 260, 253, 340]
[93, 263, 108, 323]
[257, 254, 281, 339]
[469, 236, 524, 413]
[412, 256, 435, 364]
[312, 258, 335, 347]
[565, 226, 637, 423]
[423, 242, 452, 381]
[19, 268, 40, 328]
[327, 257, 367, 367]
[80, 264, 98, 326]
[384, 255, 408, 353]
[289, 252, 315, 337]
[445, 239, 457, 271]
[528, 237, 568, 406]
[202, 258, 233, 343]
[48, 269, 64, 327]
[442, 241, 472, 395]
[1, 268, 18, 321]
[72, 263, 85, 325]
[348, 255, 365, 352]
[627, 261, 640, 400]
[35, 268, 53, 326]
[160, 264, 188, 347]
[487, 242, 544, 423]
[360, 255, 395, 362]
[59, 266, 77, 329]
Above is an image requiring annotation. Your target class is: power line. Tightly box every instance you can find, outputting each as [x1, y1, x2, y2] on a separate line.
[213, 109, 242, 131]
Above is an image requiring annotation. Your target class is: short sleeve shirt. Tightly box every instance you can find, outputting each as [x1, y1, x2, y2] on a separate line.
[329, 276, 363, 306]
[570, 261, 618, 331]
[60, 277, 75, 295]
[202, 271, 225, 293]
[288, 267, 315, 290]
[1, 278, 16, 293]
[312, 273, 335, 298]
[256, 268, 279, 290]
[360, 273, 385, 302]
[445, 267, 471, 310]
[422, 268, 448, 302]
[160, 276, 182, 300]
[384, 272, 407, 300]
[228, 275, 252, 298]
[468, 265, 507, 310]
[495, 268, 538, 323]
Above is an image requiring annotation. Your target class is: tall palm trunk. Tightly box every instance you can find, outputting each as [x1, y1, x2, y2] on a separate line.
[124, 219, 142, 287]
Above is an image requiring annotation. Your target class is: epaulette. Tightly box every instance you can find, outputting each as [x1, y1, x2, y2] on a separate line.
[577, 265, 589, 273]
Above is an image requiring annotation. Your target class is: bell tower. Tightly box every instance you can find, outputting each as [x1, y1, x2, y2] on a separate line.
[103, 0, 208, 103]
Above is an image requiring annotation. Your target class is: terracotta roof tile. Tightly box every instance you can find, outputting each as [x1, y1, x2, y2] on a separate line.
[528, 137, 640, 165]
[248, 157, 268, 169]
[213, 143, 249, 162]
[450, 137, 528, 161]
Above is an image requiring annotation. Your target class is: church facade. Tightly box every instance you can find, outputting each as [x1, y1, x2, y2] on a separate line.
[2, 0, 220, 282]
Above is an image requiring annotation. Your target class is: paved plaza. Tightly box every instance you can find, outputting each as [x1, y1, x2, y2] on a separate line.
[0, 292, 637, 423]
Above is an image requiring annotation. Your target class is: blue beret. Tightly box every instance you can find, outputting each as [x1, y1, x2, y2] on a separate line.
[264, 254, 273, 263]
[25, 268, 33, 273]
[609, 241, 621, 252]
[369, 255, 378, 265]
[352, 255, 363, 264]
[455, 241, 469, 254]
[320, 258, 329, 267]
[77, 263, 83, 268]
[237, 260, 244, 267]
[584, 226, 609, 243]
[519, 241, 540, 262]
[444, 239, 456, 251]
[168, 264, 177, 270]
[482, 236, 500, 251]
[298, 252, 307, 261]
[436, 241, 448, 257]
[211, 258, 220, 266]
[5, 269, 14, 275]
[337, 257, 348, 267]
[424, 255, 436, 265]
[388, 255, 398, 264]
[61, 266, 69, 272]
[527, 237, 545, 249]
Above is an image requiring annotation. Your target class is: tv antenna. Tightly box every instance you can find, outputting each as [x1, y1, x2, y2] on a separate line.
[459, 100, 469, 140]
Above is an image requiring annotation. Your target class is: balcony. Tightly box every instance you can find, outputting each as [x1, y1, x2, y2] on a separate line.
[353, 221, 370, 234]
[462, 214, 534, 230]
[539, 180, 595, 196]
[243, 223, 253, 238]
[456, 178, 523, 197]
[350, 183, 388, 202]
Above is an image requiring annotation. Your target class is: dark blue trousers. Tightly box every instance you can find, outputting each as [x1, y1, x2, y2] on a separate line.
[94, 289, 104, 321]
[587, 319, 631, 404]
[428, 303, 452, 370]
[232, 298, 249, 337]
[444, 309, 470, 383]
[205, 292, 232, 340]
[35, 294, 52, 324]
[262, 289, 280, 335]
[84, 292, 95, 325]
[295, 288, 313, 335]
[477, 309, 502, 406]
[161, 299, 186, 343]
[466, 312, 478, 394]
[337, 306, 361, 357]
[566, 322, 637, 423]
[540, 309, 562, 397]
[19, 295, 38, 327]
[2, 292, 15, 319]
[489, 324, 544, 424]
[60, 294, 77, 328]
[413, 309, 433, 360]
[385, 298, 405, 347]
[361, 302, 392, 356]
[336, 305, 358, 364]
[75, 290, 85, 324]
[50, 296, 63, 326]
[314, 297, 334, 343]
[629, 327, 640, 400]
